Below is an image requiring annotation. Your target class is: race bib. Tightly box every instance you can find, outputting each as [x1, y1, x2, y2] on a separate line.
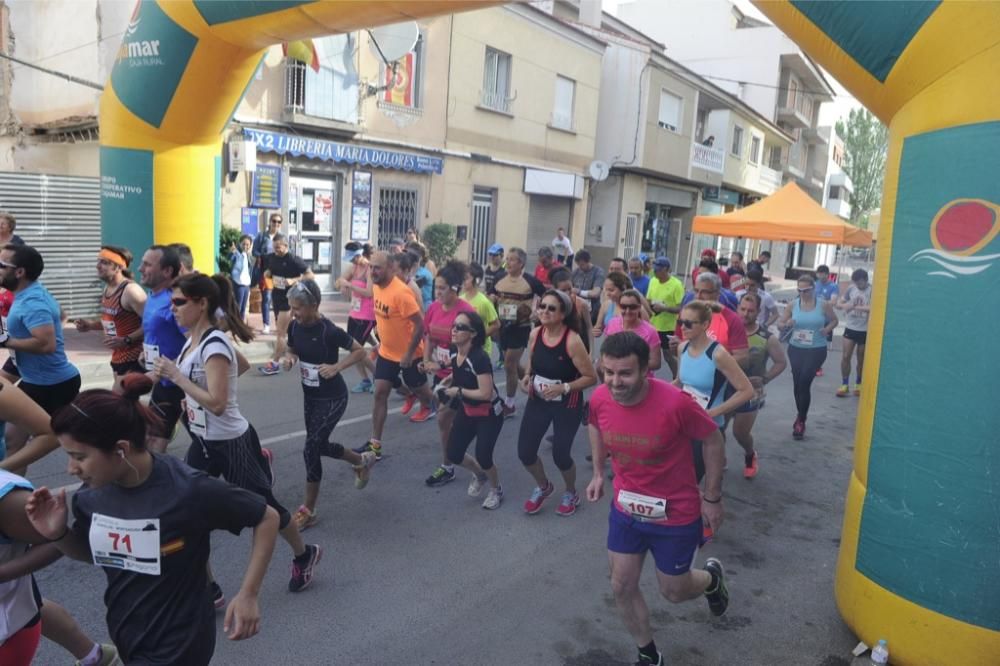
[272, 276, 289, 290]
[300, 361, 321, 387]
[351, 296, 362, 312]
[498, 303, 518, 321]
[432, 346, 451, 366]
[89, 513, 161, 575]
[682, 385, 711, 410]
[101, 319, 118, 337]
[183, 398, 207, 437]
[617, 489, 667, 521]
[791, 329, 815, 346]
[532, 374, 563, 401]
[142, 343, 160, 371]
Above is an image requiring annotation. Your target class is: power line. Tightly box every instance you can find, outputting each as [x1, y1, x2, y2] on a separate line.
[6, 30, 125, 74]
[687, 70, 855, 101]
[0, 51, 103, 90]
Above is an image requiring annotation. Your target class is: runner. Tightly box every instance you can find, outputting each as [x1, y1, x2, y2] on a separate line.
[482, 244, 507, 299]
[138, 244, 188, 454]
[170, 243, 195, 276]
[836, 268, 871, 397]
[726, 251, 747, 293]
[627, 257, 650, 296]
[593, 272, 632, 338]
[534, 247, 562, 289]
[356, 252, 436, 461]
[407, 242, 435, 307]
[73, 246, 146, 389]
[586, 332, 729, 666]
[153, 273, 322, 594]
[252, 213, 283, 334]
[406, 235, 436, 277]
[603, 289, 661, 374]
[814, 265, 840, 377]
[258, 234, 313, 376]
[570, 249, 605, 325]
[460, 262, 500, 359]
[0, 211, 25, 246]
[281, 280, 374, 531]
[391, 250, 425, 313]
[690, 248, 731, 290]
[777, 275, 838, 440]
[735, 268, 779, 329]
[27, 374, 279, 665]
[646, 257, 684, 379]
[732, 293, 787, 479]
[552, 227, 574, 269]
[494, 248, 545, 419]
[550, 267, 593, 352]
[517, 290, 597, 516]
[420, 261, 475, 486]
[336, 242, 377, 393]
[673, 273, 749, 367]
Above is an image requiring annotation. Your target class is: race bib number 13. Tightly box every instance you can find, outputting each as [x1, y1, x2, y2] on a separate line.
[89, 514, 161, 575]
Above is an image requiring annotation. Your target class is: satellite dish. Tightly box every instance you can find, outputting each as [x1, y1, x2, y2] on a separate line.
[368, 21, 419, 64]
[588, 160, 610, 182]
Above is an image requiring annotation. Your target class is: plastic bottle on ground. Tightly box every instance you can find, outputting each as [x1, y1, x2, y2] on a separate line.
[870, 639, 889, 665]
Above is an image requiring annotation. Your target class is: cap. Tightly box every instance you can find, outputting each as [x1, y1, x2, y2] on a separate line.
[653, 256, 671, 269]
[342, 248, 363, 262]
[639, 253, 649, 263]
[701, 247, 717, 257]
[487, 243, 504, 255]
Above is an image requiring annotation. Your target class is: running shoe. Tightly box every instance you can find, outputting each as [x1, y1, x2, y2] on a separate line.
[468, 473, 489, 497]
[351, 378, 373, 394]
[352, 440, 383, 461]
[292, 505, 318, 531]
[262, 325, 271, 335]
[792, 417, 805, 440]
[701, 524, 714, 546]
[258, 361, 280, 376]
[556, 491, 581, 516]
[523, 481, 554, 514]
[209, 581, 225, 610]
[853, 383, 861, 396]
[704, 557, 729, 616]
[815, 367, 824, 377]
[836, 384, 850, 397]
[425, 465, 456, 487]
[75, 643, 123, 666]
[401, 394, 418, 415]
[483, 486, 504, 510]
[501, 403, 517, 420]
[261, 447, 275, 488]
[288, 544, 322, 593]
[409, 405, 437, 423]
[743, 452, 758, 480]
[354, 451, 377, 489]
[634, 651, 663, 666]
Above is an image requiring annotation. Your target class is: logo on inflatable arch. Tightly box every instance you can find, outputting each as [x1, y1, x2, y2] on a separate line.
[908, 198, 1000, 278]
[126, 1, 141, 36]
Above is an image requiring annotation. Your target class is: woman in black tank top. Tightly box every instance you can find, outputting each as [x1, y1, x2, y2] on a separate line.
[516, 290, 597, 517]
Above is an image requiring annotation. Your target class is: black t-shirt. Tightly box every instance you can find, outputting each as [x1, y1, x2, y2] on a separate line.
[265, 253, 309, 290]
[483, 266, 507, 296]
[287, 317, 355, 398]
[71, 454, 266, 664]
[451, 346, 496, 406]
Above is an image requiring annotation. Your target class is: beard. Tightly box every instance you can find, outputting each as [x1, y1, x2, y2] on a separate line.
[0, 273, 17, 291]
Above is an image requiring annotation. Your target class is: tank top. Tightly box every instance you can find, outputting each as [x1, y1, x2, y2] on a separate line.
[101, 281, 143, 364]
[349, 265, 375, 321]
[603, 302, 617, 328]
[745, 327, 771, 379]
[680, 341, 726, 425]
[790, 299, 828, 349]
[176, 328, 248, 441]
[529, 326, 581, 402]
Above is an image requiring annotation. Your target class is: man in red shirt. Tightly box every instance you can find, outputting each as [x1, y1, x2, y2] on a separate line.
[672, 272, 748, 366]
[533, 247, 562, 289]
[587, 331, 728, 666]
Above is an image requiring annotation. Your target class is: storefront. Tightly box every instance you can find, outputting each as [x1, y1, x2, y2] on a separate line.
[641, 181, 696, 269]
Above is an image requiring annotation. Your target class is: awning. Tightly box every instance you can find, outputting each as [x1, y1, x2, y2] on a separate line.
[693, 182, 873, 247]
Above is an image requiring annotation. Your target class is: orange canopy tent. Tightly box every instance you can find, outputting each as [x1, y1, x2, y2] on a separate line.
[693, 182, 873, 247]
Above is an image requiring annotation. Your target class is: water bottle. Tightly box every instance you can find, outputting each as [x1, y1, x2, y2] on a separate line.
[871, 639, 889, 665]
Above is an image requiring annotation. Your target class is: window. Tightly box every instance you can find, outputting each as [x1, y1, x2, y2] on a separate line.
[381, 33, 423, 109]
[657, 90, 682, 132]
[829, 185, 842, 200]
[731, 125, 745, 157]
[482, 47, 512, 113]
[551, 75, 575, 130]
[749, 135, 762, 164]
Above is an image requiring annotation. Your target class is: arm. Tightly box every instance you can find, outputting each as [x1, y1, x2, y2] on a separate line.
[72, 318, 102, 333]
[161, 355, 231, 416]
[565, 333, 597, 393]
[0, 542, 62, 582]
[234, 349, 250, 377]
[821, 301, 839, 336]
[764, 301, 780, 328]
[320, 339, 365, 379]
[0, 381, 62, 470]
[24, 488, 94, 562]
[484, 309, 500, 338]
[577, 300, 593, 349]
[777, 301, 793, 329]
[225, 506, 279, 641]
[446, 371, 494, 402]
[763, 336, 788, 384]
[701, 428, 725, 530]
[585, 423, 608, 502]
[592, 301, 608, 337]
[648, 339, 662, 371]
[400, 313, 424, 367]
[122, 281, 147, 319]
[707, 348, 754, 419]
[347, 273, 374, 298]
[518, 329, 538, 394]
[6, 323, 57, 354]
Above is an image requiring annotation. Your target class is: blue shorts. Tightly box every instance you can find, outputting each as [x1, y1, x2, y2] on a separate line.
[607, 506, 701, 575]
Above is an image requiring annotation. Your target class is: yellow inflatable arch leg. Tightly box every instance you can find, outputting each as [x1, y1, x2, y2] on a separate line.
[753, 2, 1000, 664]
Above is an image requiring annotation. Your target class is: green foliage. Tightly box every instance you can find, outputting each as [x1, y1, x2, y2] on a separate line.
[835, 108, 888, 226]
[422, 223, 460, 266]
[217, 226, 244, 275]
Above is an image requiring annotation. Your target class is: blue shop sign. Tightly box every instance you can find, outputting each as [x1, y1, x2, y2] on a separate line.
[251, 165, 282, 209]
[702, 186, 740, 206]
[243, 128, 443, 175]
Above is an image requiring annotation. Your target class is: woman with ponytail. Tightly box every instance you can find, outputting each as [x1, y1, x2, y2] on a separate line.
[151, 273, 324, 596]
[24, 374, 279, 665]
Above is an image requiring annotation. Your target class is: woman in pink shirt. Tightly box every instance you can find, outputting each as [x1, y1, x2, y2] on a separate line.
[603, 289, 661, 375]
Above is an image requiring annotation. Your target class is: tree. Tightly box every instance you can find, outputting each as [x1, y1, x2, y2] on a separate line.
[422, 223, 460, 266]
[836, 108, 888, 226]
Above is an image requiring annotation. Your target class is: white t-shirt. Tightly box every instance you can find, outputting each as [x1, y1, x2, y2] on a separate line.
[177, 329, 248, 441]
[552, 236, 574, 257]
[0, 470, 38, 643]
[843, 284, 872, 332]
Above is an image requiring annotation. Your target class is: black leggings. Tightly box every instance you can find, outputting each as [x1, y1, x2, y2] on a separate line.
[302, 395, 349, 483]
[787, 345, 828, 419]
[447, 409, 503, 470]
[517, 394, 584, 472]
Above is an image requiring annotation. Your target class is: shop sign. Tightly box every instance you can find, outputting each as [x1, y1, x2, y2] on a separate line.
[251, 165, 282, 209]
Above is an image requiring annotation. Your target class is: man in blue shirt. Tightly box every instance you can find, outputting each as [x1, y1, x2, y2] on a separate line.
[628, 256, 650, 296]
[139, 244, 187, 453]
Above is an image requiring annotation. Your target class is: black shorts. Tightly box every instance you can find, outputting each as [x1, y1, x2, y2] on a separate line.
[149, 382, 185, 439]
[272, 288, 290, 313]
[2, 357, 19, 379]
[374, 354, 427, 388]
[844, 328, 868, 345]
[499, 324, 530, 351]
[111, 359, 146, 376]
[347, 317, 376, 345]
[20, 374, 81, 415]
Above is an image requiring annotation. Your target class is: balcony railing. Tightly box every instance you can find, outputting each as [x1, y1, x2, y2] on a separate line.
[691, 143, 725, 174]
[759, 165, 783, 191]
[283, 59, 359, 125]
[480, 89, 513, 114]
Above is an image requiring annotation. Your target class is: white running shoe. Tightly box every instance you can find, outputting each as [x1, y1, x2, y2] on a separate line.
[482, 486, 504, 510]
[468, 473, 488, 497]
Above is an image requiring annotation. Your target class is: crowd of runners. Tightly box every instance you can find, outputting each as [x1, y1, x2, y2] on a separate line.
[0, 208, 872, 665]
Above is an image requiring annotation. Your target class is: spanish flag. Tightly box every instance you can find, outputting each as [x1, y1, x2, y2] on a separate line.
[384, 52, 415, 107]
[283, 39, 320, 73]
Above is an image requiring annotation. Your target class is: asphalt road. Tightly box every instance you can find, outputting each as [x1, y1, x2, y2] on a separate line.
[29, 349, 863, 666]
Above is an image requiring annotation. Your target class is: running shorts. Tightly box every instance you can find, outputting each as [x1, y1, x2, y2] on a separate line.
[374, 354, 427, 388]
[843, 328, 867, 345]
[20, 374, 81, 415]
[111, 360, 146, 376]
[499, 324, 530, 351]
[658, 331, 674, 349]
[347, 317, 376, 345]
[272, 288, 290, 313]
[607, 506, 702, 575]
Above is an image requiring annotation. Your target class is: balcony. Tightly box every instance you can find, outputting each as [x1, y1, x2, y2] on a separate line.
[479, 89, 514, 116]
[691, 142, 725, 174]
[826, 196, 851, 220]
[809, 167, 826, 192]
[803, 125, 830, 146]
[776, 91, 813, 129]
[786, 140, 807, 178]
[759, 165, 783, 192]
[829, 170, 853, 193]
[283, 59, 360, 134]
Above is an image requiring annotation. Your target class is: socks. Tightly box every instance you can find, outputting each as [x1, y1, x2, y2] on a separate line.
[505, 396, 514, 407]
[637, 640, 659, 664]
[842, 376, 850, 385]
[79, 643, 102, 666]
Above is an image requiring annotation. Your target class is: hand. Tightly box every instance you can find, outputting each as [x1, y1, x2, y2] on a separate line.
[223, 592, 261, 640]
[668, 337, 680, 353]
[540, 383, 565, 401]
[279, 356, 296, 372]
[571, 287, 581, 296]
[651, 302, 665, 314]
[24, 488, 69, 541]
[73, 319, 89, 332]
[318, 364, 340, 379]
[418, 360, 439, 374]
[701, 497, 724, 533]
[443, 386, 460, 399]
[593, 327, 603, 338]
[153, 357, 181, 384]
[518, 375, 531, 395]
[779, 319, 795, 330]
[749, 376, 764, 390]
[585, 475, 604, 502]
[103, 336, 129, 350]
[399, 353, 414, 369]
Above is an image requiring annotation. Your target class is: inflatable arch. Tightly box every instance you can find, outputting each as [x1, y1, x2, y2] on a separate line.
[751, 2, 1000, 664]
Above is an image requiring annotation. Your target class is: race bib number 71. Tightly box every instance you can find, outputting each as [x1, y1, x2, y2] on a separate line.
[89, 513, 161, 575]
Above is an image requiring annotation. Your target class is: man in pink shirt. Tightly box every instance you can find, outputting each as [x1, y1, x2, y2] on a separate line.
[586, 331, 729, 666]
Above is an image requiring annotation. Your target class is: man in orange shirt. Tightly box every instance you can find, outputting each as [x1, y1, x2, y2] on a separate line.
[356, 252, 435, 461]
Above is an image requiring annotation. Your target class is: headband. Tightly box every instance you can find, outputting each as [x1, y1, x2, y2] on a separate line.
[98, 248, 127, 268]
[547, 288, 573, 313]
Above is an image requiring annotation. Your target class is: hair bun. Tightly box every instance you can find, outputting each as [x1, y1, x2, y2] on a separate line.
[120, 372, 154, 400]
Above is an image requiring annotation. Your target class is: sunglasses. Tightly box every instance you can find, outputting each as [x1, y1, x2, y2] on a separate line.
[0, 261, 17, 269]
[678, 318, 703, 328]
[171, 297, 190, 307]
[452, 324, 474, 333]
[797, 287, 814, 292]
[620, 303, 640, 311]
[537, 303, 560, 313]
